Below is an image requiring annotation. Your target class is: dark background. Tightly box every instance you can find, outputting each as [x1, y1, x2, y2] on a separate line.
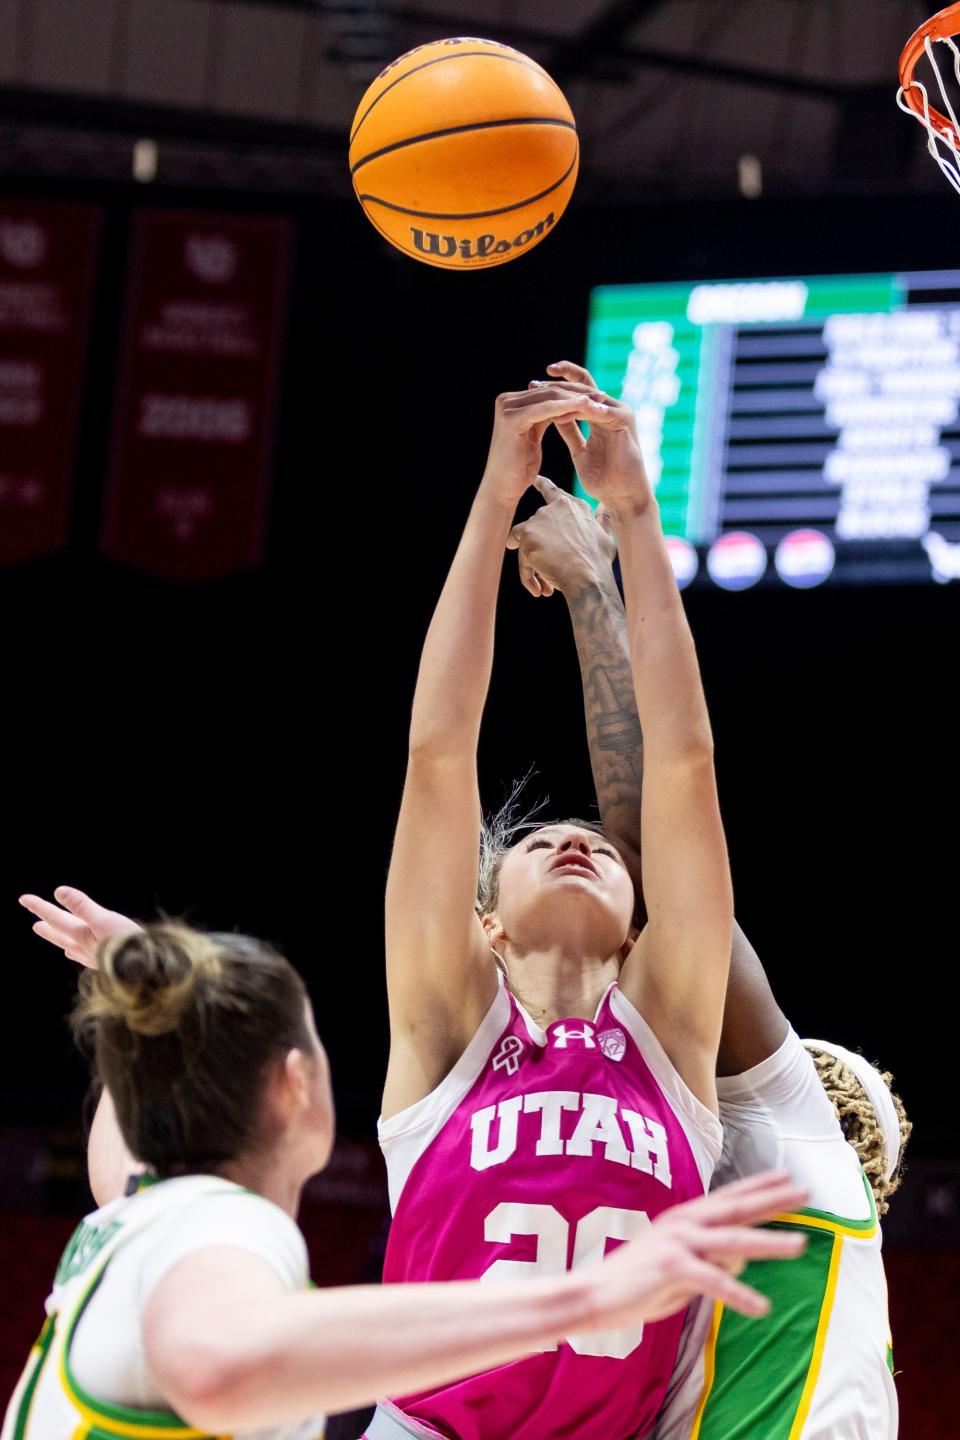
[2, 1, 959, 1430]
[2, 184, 955, 1158]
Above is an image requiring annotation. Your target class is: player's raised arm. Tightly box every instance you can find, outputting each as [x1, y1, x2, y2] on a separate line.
[506, 480, 789, 1076]
[383, 385, 610, 1117]
[20, 886, 143, 1204]
[540, 363, 732, 1113]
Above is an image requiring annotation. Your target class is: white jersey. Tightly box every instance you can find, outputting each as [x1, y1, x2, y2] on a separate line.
[654, 1028, 897, 1440]
[2, 1173, 325, 1440]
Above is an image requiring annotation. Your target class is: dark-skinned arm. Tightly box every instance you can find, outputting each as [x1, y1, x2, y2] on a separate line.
[567, 566, 649, 930]
[509, 458, 789, 1077]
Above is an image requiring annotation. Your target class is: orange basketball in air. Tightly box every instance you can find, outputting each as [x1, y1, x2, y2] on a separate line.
[348, 37, 579, 270]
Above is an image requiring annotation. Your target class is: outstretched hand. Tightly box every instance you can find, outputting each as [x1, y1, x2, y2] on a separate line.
[535, 360, 649, 510]
[593, 1169, 807, 1331]
[481, 384, 613, 509]
[19, 887, 140, 968]
[506, 476, 616, 597]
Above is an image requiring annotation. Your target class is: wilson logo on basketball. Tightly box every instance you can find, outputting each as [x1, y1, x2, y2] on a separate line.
[409, 212, 556, 263]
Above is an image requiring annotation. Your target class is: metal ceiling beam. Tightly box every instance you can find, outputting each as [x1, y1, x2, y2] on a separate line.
[388, 5, 847, 101]
[182, 0, 323, 11]
[548, 0, 671, 88]
[0, 85, 344, 153]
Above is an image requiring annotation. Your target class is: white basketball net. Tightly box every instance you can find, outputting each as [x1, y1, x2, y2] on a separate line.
[898, 34, 960, 195]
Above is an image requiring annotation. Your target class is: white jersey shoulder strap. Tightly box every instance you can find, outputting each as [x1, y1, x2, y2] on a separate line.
[378, 973, 517, 1212]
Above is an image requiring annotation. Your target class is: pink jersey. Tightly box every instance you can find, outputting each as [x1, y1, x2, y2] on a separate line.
[378, 975, 721, 1440]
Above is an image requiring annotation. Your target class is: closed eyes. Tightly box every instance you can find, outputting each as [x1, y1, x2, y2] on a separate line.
[525, 838, 621, 863]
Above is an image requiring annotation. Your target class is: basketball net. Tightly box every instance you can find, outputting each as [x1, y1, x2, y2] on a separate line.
[898, 4, 960, 194]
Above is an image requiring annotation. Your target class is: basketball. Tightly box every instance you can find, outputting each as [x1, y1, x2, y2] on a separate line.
[348, 37, 579, 270]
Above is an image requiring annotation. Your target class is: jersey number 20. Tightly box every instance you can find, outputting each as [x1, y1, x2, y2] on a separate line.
[482, 1202, 650, 1359]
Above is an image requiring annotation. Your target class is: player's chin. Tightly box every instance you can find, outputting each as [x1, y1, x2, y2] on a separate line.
[541, 878, 606, 910]
[538, 877, 623, 924]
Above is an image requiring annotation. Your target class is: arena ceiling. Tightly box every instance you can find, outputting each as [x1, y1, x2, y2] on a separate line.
[0, 0, 945, 197]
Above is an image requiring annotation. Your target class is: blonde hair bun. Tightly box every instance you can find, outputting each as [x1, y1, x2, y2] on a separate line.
[92, 924, 223, 1038]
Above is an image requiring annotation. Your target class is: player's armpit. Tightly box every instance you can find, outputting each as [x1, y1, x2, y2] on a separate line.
[383, 751, 499, 1118]
[716, 922, 790, 1077]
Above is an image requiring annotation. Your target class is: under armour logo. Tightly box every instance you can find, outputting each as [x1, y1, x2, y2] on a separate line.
[492, 1035, 524, 1075]
[598, 1027, 627, 1061]
[551, 1023, 596, 1049]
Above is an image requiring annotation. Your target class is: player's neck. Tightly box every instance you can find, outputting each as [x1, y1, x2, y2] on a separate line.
[503, 944, 620, 1027]
[217, 1147, 306, 1220]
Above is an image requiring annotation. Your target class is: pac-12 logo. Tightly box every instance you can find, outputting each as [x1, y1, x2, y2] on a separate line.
[598, 1027, 627, 1062]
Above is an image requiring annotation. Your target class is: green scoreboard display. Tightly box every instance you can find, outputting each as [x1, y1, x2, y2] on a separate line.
[582, 271, 960, 588]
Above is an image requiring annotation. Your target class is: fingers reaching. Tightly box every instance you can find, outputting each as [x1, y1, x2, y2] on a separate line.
[30, 918, 68, 948]
[698, 1227, 806, 1264]
[547, 360, 599, 390]
[555, 418, 587, 459]
[674, 1171, 807, 1231]
[20, 894, 97, 969]
[53, 885, 97, 919]
[507, 523, 553, 599]
[603, 1171, 808, 1331]
[532, 475, 562, 501]
[19, 887, 140, 969]
[520, 558, 542, 597]
[502, 387, 608, 427]
[682, 1255, 772, 1319]
[527, 382, 588, 459]
[530, 380, 639, 447]
[20, 893, 87, 939]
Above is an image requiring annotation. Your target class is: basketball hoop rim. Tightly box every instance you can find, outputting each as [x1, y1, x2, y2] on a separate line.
[899, 1, 960, 139]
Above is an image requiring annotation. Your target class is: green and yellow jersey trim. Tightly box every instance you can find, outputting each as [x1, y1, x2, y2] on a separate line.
[58, 1263, 207, 1440]
[687, 1302, 721, 1440]
[12, 1177, 317, 1440]
[688, 1171, 881, 1440]
[11, 1316, 58, 1440]
[771, 1170, 879, 1240]
[785, 1231, 843, 1440]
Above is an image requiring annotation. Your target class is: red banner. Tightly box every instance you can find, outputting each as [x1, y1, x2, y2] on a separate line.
[0, 200, 100, 565]
[103, 211, 291, 581]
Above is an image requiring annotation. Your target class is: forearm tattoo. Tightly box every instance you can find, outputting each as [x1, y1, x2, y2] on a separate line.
[566, 575, 646, 917]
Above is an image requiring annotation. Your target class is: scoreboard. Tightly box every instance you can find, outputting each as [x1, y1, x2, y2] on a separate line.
[582, 270, 960, 588]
